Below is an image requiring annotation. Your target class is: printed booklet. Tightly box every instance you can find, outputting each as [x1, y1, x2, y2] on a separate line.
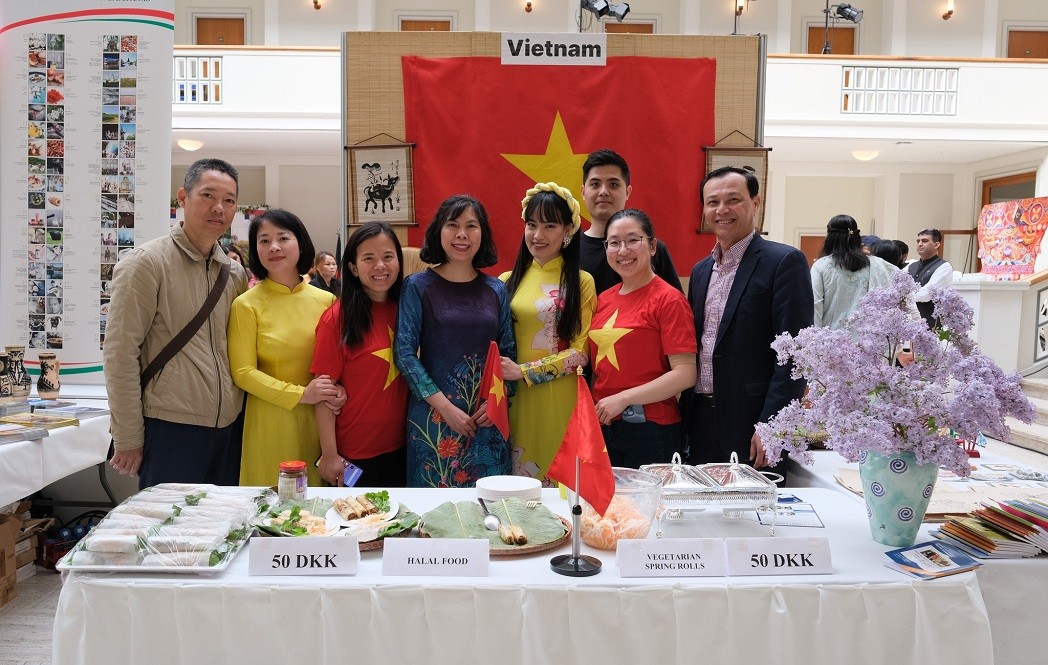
[884, 540, 983, 580]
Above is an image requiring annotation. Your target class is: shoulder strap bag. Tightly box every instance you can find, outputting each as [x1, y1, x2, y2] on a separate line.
[140, 261, 230, 390]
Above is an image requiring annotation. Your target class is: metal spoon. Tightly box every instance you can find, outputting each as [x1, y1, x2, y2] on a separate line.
[478, 498, 501, 531]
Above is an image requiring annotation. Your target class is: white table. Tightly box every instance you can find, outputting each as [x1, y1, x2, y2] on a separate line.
[53, 487, 994, 665]
[789, 447, 1048, 665]
[0, 410, 111, 509]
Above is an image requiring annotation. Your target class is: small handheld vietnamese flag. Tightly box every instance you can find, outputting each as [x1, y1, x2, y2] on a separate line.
[478, 340, 510, 440]
[546, 374, 615, 516]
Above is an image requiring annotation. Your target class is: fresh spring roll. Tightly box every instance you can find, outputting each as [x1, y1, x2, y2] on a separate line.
[111, 503, 176, 520]
[95, 515, 161, 529]
[81, 533, 141, 553]
[68, 550, 144, 566]
[142, 551, 214, 567]
[145, 534, 224, 553]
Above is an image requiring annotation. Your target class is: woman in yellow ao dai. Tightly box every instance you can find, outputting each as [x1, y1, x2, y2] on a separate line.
[499, 183, 596, 485]
[228, 210, 345, 486]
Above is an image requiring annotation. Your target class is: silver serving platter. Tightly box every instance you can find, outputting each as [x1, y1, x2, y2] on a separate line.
[641, 453, 781, 536]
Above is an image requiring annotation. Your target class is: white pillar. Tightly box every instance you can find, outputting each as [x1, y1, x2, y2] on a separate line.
[357, 0, 375, 31]
[476, 0, 491, 32]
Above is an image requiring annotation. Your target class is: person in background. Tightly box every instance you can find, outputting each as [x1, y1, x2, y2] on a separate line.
[907, 228, 954, 329]
[106, 158, 248, 487]
[223, 241, 258, 287]
[579, 149, 683, 295]
[499, 182, 596, 484]
[894, 239, 910, 266]
[811, 215, 896, 331]
[684, 166, 813, 475]
[860, 234, 881, 254]
[589, 209, 696, 469]
[870, 239, 905, 270]
[309, 250, 341, 296]
[312, 222, 408, 487]
[394, 195, 515, 487]
[228, 209, 345, 486]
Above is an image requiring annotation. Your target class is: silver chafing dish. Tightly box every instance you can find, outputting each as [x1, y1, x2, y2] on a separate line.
[641, 452, 782, 537]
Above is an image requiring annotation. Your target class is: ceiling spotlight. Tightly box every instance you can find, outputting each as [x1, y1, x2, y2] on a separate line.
[176, 139, 203, 152]
[313, 0, 321, 9]
[835, 3, 863, 23]
[608, 3, 630, 21]
[581, 0, 609, 18]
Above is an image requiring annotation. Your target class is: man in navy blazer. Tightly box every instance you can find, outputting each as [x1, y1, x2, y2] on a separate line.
[683, 166, 813, 475]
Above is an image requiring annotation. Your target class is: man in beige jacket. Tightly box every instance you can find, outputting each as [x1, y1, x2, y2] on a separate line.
[105, 158, 248, 488]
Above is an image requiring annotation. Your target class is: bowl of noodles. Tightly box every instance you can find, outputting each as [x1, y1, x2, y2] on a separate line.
[579, 467, 662, 550]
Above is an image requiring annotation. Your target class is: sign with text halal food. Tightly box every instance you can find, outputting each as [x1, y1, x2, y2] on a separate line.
[501, 33, 607, 66]
[249, 535, 359, 576]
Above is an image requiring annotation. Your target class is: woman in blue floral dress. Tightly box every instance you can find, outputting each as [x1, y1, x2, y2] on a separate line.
[394, 195, 515, 487]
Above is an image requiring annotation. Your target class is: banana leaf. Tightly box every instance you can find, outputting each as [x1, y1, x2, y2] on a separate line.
[419, 499, 566, 549]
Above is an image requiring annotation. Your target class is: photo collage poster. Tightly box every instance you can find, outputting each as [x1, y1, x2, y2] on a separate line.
[0, 2, 175, 383]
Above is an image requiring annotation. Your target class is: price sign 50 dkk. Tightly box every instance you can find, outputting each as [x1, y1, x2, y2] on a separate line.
[724, 537, 833, 576]
[249, 535, 359, 576]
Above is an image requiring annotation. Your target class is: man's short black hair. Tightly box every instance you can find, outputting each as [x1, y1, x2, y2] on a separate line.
[918, 228, 943, 243]
[582, 149, 630, 185]
[700, 166, 759, 199]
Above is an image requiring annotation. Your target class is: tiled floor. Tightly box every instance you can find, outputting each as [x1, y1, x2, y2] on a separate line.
[0, 569, 61, 665]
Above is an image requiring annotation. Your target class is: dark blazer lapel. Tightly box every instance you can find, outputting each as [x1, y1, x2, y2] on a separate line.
[716, 235, 762, 347]
[690, 258, 714, 332]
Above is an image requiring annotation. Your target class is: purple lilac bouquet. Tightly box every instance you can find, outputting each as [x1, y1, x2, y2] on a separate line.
[756, 270, 1035, 477]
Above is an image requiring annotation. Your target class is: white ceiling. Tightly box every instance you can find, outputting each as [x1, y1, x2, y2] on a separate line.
[764, 136, 1047, 165]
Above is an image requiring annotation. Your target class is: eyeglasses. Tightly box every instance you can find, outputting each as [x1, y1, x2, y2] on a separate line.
[604, 236, 650, 252]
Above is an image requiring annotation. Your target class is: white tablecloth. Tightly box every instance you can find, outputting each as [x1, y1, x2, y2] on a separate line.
[790, 447, 1048, 665]
[53, 487, 994, 665]
[0, 412, 111, 508]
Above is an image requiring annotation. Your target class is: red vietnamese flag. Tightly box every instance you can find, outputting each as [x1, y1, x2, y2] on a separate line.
[546, 374, 615, 516]
[403, 56, 717, 274]
[478, 340, 510, 440]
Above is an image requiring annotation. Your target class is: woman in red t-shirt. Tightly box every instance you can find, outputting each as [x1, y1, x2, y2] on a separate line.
[588, 209, 697, 469]
[311, 222, 409, 486]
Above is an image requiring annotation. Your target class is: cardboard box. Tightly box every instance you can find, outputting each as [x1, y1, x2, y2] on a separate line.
[16, 560, 36, 583]
[0, 572, 15, 609]
[0, 513, 21, 579]
[15, 535, 38, 569]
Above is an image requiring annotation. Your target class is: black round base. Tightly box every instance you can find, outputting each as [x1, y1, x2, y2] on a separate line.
[550, 554, 602, 577]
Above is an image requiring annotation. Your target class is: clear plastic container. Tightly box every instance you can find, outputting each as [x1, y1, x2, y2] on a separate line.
[579, 467, 662, 550]
[277, 460, 307, 503]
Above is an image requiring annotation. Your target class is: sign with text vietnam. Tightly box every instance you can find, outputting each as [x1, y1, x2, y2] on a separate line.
[501, 33, 606, 66]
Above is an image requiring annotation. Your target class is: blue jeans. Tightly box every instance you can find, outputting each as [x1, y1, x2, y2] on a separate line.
[138, 414, 243, 489]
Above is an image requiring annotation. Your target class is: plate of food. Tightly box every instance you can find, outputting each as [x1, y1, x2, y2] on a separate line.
[325, 490, 409, 548]
[334, 505, 420, 551]
[418, 498, 570, 556]
[255, 498, 338, 537]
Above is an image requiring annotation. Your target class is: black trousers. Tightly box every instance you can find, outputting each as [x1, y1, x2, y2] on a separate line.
[681, 396, 789, 482]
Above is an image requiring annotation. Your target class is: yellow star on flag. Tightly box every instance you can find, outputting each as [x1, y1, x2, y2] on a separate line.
[501, 112, 592, 221]
[371, 326, 400, 389]
[489, 375, 506, 405]
[589, 309, 631, 370]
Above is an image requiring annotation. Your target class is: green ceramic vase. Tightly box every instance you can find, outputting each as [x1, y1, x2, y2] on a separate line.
[858, 450, 938, 547]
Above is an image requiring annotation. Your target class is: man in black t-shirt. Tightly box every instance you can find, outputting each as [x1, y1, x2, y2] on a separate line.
[579, 149, 683, 296]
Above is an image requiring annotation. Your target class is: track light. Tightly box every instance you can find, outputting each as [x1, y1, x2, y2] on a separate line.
[608, 3, 630, 21]
[581, 0, 609, 18]
[834, 3, 863, 23]
[943, 0, 954, 20]
[821, 2, 863, 53]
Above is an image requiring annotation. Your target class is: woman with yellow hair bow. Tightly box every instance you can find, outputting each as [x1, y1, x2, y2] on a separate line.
[499, 182, 596, 484]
